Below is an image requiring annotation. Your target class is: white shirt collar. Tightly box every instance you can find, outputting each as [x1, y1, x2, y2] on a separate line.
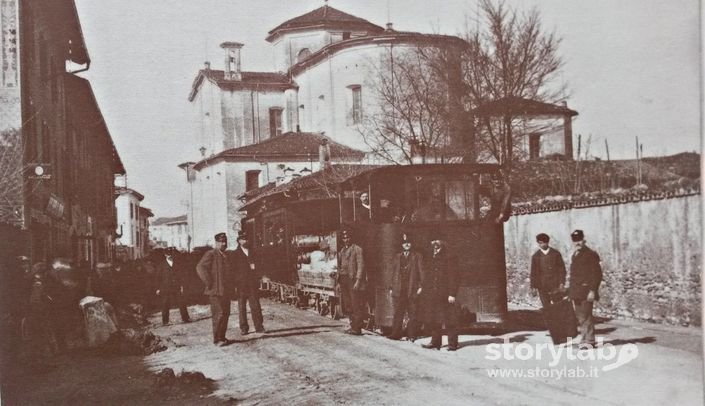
[540, 247, 550, 255]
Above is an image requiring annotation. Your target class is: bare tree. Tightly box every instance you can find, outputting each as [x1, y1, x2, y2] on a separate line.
[358, 45, 461, 164]
[358, 1, 565, 166]
[465, 0, 566, 165]
[0, 128, 25, 225]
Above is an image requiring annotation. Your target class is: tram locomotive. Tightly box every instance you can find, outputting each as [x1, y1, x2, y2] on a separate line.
[240, 163, 511, 328]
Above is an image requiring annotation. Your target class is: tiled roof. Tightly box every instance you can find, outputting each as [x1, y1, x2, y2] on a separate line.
[63, 74, 125, 174]
[138, 206, 154, 217]
[266, 5, 384, 41]
[115, 187, 144, 201]
[151, 215, 188, 226]
[193, 132, 365, 169]
[240, 164, 381, 210]
[189, 69, 294, 101]
[202, 69, 291, 85]
[289, 31, 467, 75]
[471, 97, 578, 117]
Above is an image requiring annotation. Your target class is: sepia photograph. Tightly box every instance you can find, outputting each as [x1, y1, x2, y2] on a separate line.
[0, 0, 701, 404]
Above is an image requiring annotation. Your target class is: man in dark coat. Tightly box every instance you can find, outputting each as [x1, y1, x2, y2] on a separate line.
[530, 233, 567, 308]
[232, 231, 266, 335]
[420, 234, 460, 351]
[388, 233, 423, 341]
[155, 247, 191, 325]
[337, 229, 366, 335]
[196, 232, 234, 346]
[568, 229, 603, 347]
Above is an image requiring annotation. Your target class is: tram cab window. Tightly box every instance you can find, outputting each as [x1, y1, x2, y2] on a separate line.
[263, 214, 286, 247]
[405, 175, 479, 222]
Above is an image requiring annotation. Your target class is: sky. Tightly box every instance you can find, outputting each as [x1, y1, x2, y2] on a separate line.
[73, 0, 701, 217]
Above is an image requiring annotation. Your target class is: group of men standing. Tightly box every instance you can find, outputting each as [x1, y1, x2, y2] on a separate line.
[530, 229, 603, 347]
[194, 231, 268, 346]
[158, 226, 601, 350]
[340, 227, 603, 350]
[338, 230, 462, 351]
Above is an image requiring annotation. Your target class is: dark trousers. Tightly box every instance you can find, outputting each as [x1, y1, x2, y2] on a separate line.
[391, 295, 418, 339]
[539, 289, 560, 309]
[160, 291, 190, 324]
[238, 286, 264, 332]
[428, 303, 459, 349]
[573, 299, 595, 344]
[339, 277, 366, 333]
[209, 296, 231, 343]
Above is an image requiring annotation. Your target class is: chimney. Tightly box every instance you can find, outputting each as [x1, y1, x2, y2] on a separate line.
[319, 138, 331, 169]
[204, 61, 211, 70]
[220, 42, 244, 81]
[386, 22, 394, 31]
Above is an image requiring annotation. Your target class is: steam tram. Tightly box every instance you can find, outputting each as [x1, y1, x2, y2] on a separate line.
[240, 163, 510, 328]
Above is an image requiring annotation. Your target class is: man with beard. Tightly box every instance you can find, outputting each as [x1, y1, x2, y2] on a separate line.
[197, 233, 234, 346]
[232, 231, 267, 335]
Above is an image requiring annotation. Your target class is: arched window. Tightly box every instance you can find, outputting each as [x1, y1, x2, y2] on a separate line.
[297, 48, 312, 63]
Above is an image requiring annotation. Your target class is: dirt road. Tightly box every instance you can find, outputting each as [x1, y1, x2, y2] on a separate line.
[144, 300, 703, 405]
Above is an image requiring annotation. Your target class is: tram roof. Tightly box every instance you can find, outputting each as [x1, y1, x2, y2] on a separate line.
[239, 163, 503, 213]
[239, 164, 380, 211]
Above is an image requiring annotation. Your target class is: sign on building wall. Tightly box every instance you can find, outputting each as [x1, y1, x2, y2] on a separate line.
[0, 0, 20, 130]
[0, 0, 19, 88]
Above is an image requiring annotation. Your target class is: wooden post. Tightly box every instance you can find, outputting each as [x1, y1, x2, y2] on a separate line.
[604, 139, 610, 161]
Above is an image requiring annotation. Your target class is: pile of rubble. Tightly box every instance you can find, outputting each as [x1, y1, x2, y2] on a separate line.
[102, 328, 175, 356]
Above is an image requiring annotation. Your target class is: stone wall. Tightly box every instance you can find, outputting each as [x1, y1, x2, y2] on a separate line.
[504, 194, 701, 326]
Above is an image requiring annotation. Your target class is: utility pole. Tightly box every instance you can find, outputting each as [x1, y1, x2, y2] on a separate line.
[604, 139, 610, 161]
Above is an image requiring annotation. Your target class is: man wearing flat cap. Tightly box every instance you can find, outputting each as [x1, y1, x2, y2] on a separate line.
[197, 232, 235, 346]
[232, 231, 267, 335]
[338, 229, 366, 335]
[530, 233, 566, 308]
[568, 229, 602, 347]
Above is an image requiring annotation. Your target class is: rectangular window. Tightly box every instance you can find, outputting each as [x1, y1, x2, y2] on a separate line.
[269, 108, 282, 138]
[245, 170, 261, 192]
[350, 85, 362, 125]
[529, 133, 541, 159]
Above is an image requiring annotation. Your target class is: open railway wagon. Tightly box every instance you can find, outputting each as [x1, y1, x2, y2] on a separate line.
[239, 163, 511, 328]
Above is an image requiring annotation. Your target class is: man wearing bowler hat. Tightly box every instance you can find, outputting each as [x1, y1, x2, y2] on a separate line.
[568, 229, 602, 347]
[232, 231, 267, 335]
[420, 233, 459, 351]
[530, 233, 567, 308]
[155, 247, 191, 325]
[197, 232, 235, 346]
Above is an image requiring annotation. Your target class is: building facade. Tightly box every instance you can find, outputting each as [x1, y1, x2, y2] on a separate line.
[0, 0, 126, 268]
[182, 132, 364, 247]
[114, 184, 152, 260]
[188, 5, 469, 159]
[182, 5, 577, 248]
[149, 215, 189, 252]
